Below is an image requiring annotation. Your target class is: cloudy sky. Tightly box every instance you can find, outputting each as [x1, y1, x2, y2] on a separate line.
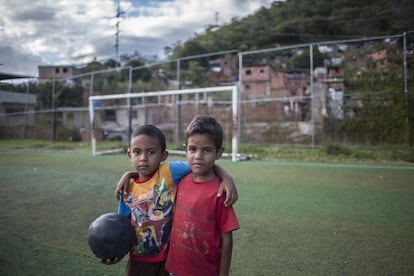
[0, 0, 272, 77]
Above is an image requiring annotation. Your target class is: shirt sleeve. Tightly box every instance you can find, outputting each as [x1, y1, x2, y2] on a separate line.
[117, 195, 131, 218]
[169, 161, 191, 185]
[217, 196, 240, 233]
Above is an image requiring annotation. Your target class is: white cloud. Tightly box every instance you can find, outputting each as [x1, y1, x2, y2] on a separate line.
[0, 0, 267, 77]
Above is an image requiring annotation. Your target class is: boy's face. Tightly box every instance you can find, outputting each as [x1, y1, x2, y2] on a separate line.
[128, 134, 168, 180]
[184, 133, 223, 182]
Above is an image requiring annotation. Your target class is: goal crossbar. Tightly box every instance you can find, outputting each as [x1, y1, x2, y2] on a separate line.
[89, 85, 240, 161]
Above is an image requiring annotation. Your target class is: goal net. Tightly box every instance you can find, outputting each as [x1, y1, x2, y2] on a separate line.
[88, 85, 241, 161]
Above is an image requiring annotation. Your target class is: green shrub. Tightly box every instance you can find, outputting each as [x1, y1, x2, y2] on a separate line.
[326, 144, 352, 156]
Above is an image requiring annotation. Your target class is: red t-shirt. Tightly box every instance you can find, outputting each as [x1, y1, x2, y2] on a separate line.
[166, 174, 240, 275]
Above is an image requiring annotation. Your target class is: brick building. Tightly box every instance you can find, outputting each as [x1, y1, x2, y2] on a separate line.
[38, 65, 80, 83]
[208, 58, 236, 84]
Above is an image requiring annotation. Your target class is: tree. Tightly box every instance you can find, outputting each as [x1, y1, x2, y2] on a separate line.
[290, 47, 324, 69]
[81, 58, 105, 73]
[103, 59, 119, 68]
[180, 61, 212, 88]
[125, 60, 152, 82]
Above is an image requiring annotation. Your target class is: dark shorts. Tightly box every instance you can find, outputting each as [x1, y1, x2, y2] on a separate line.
[126, 259, 169, 276]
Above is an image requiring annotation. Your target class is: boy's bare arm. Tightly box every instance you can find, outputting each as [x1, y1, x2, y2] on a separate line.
[214, 165, 238, 207]
[115, 171, 138, 200]
[115, 165, 238, 205]
[219, 232, 233, 276]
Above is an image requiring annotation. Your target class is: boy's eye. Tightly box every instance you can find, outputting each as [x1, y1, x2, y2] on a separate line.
[132, 150, 140, 155]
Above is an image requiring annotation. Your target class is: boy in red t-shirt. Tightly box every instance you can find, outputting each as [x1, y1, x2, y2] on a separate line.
[166, 116, 240, 276]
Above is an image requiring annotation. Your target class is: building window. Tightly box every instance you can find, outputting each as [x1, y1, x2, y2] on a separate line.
[260, 69, 265, 73]
[63, 67, 68, 73]
[104, 110, 116, 121]
[4, 104, 24, 113]
[55, 68, 60, 74]
[245, 69, 252, 75]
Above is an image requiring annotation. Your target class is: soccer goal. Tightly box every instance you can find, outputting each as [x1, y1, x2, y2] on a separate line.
[88, 85, 241, 161]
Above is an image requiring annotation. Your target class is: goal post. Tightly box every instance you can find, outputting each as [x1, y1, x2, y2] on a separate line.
[88, 85, 241, 161]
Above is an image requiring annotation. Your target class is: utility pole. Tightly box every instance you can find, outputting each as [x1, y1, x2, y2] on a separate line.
[115, 0, 124, 67]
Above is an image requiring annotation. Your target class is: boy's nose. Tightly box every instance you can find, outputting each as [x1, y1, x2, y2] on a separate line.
[195, 150, 203, 159]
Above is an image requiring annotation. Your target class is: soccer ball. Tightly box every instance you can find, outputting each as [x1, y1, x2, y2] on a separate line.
[87, 212, 136, 259]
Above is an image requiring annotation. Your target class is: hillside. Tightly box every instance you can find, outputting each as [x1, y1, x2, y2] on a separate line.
[170, 0, 414, 57]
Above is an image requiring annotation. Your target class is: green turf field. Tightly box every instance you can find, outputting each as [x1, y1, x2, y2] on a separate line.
[1, 150, 413, 275]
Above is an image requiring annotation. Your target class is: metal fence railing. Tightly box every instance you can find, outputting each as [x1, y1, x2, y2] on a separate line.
[1, 32, 413, 147]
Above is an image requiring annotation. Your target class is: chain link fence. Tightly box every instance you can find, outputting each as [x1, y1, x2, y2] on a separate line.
[1, 32, 413, 147]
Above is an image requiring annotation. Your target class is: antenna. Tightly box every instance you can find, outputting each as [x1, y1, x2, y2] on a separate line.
[114, 0, 124, 67]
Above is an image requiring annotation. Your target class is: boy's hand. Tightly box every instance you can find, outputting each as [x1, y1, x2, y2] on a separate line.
[101, 257, 121, 265]
[218, 182, 238, 207]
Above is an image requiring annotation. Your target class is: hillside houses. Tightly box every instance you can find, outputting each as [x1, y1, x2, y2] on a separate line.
[208, 58, 235, 84]
[38, 65, 80, 84]
[205, 57, 344, 122]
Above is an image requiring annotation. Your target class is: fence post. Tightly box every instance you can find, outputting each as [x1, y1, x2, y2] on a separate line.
[51, 77, 56, 142]
[238, 52, 243, 150]
[128, 66, 132, 146]
[309, 44, 315, 148]
[403, 32, 409, 143]
[176, 59, 182, 143]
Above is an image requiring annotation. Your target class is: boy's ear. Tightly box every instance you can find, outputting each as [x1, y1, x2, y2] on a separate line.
[182, 144, 187, 151]
[216, 147, 224, 159]
[127, 148, 131, 158]
[162, 150, 169, 161]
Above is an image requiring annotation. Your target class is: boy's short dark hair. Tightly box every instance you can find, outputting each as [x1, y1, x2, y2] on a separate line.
[131, 125, 166, 152]
[185, 116, 223, 149]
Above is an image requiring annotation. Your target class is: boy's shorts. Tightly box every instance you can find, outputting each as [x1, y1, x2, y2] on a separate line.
[126, 259, 169, 276]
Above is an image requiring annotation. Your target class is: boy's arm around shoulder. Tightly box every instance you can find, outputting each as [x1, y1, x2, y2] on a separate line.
[214, 164, 238, 207]
[169, 161, 192, 185]
[114, 161, 188, 199]
[115, 171, 138, 200]
[169, 161, 238, 206]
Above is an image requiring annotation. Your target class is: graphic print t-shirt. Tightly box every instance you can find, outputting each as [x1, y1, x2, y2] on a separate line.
[118, 162, 190, 263]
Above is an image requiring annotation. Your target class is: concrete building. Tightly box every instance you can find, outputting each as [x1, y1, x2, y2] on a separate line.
[0, 90, 37, 128]
[208, 58, 236, 84]
[38, 65, 81, 83]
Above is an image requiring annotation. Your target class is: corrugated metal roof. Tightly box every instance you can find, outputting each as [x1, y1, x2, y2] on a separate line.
[0, 91, 37, 104]
[0, 72, 36, 81]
